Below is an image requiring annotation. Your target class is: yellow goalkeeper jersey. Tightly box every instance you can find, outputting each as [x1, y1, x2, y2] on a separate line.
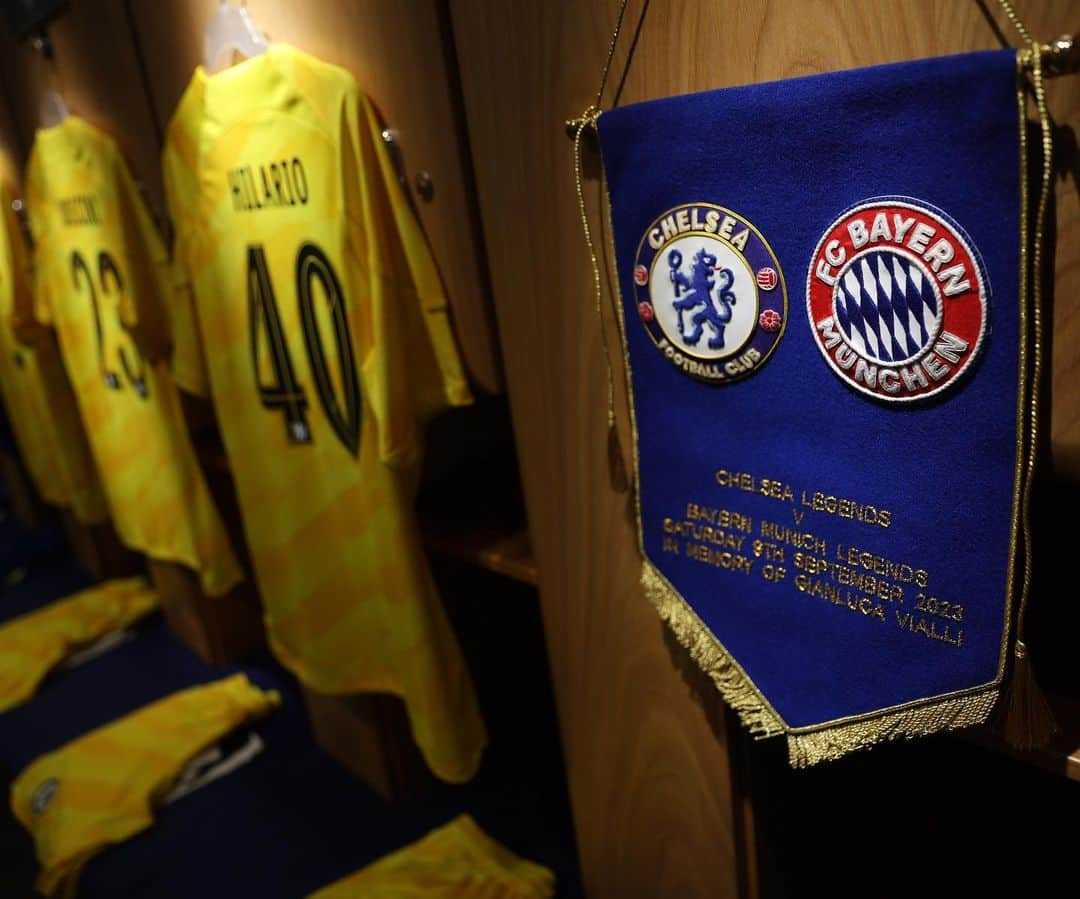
[0, 576, 157, 713]
[0, 179, 106, 521]
[25, 116, 242, 597]
[11, 674, 280, 897]
[162, 44, 485, 783]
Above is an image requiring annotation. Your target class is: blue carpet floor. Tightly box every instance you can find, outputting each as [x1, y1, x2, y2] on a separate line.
[0, 496, 583, 898]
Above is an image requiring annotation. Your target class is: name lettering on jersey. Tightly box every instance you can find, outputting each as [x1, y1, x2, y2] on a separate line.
[228, 157, 309, 213]
[59, 195, 101, 227]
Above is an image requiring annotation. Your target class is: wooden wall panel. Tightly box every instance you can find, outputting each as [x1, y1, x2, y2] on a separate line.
[127, 0, 503, 394]
[0, 65, 44, 529]
[449, 4, 744, 897]
[0, 74, 24, 187]
[1048, 70, 1080, 478]
[449, 2, 1079, 897]
[0, 1, 163, 207]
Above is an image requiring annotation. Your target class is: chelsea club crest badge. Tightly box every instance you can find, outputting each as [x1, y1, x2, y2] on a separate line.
[807, 197, 989, 402]
[633, 202, 787, 383]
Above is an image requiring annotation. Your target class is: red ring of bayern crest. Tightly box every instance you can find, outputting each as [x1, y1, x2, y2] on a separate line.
[806, 197, 989, 403]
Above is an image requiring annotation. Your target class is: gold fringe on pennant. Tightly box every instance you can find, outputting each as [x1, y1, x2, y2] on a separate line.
[640, 562, 785, 739]
[787, 690, 998, 768]
[643, 558, 1000, 763]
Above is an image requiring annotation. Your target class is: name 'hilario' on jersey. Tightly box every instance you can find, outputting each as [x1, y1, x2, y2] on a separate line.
[227, 157, 309, 212]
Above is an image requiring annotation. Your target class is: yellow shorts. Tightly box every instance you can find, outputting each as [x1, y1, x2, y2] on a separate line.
[11, 674, 280, 897]
[0, 577, 157, 714]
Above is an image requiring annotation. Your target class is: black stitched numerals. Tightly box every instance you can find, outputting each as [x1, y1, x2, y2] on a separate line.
[98, 252, 149, 398]
[70, 249, 150, 398]
[248, 244, 312, 445]
[247, 242, 361, 456]
[296, 243, 361, 456]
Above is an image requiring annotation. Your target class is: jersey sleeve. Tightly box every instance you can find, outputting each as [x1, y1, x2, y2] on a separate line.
[344, 88, 473, 467]
[161, 125, 211, 398]
[112, 147, 172, 364]
[19, 150, 56, 342]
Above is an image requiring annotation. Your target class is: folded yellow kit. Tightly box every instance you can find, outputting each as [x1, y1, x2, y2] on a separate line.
[11, 674, 280, 897]
[0, 577, 157, 713]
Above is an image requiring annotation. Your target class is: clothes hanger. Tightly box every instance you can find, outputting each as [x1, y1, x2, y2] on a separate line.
[28, 29, 68, 127]
[39, 89, 68, 128]
[203, 1, 268, 74]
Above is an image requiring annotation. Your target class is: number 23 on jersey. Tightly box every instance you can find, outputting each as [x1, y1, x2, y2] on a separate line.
[70, 249, 149, 399]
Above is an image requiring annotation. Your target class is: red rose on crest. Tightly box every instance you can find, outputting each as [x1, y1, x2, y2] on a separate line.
[759, 309, 781, 332]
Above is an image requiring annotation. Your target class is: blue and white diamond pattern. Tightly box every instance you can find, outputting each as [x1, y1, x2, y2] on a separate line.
[833, 250, 942, 365]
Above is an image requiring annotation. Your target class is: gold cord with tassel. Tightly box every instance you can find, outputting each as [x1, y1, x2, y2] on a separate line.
[570, 0, 632, 493]
[572, 107, 628, 493]
[998, 0, 1059, 747]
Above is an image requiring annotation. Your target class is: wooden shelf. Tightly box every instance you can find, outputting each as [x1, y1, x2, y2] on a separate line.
[192, 434, 538, 587]
[422, 523, 537, 586]
[963, 695, 1080, 782]
[418, 462, 538, 587]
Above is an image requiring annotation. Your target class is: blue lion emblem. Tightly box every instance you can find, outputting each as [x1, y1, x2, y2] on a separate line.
[668, 247, 737, 349]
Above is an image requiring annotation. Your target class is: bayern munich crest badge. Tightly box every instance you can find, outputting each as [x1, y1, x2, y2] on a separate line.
[633, 202, 787, 383]
[807, 197, 989, 403]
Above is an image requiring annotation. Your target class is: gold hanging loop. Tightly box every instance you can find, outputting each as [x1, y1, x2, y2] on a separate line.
[573, 105, 629, 492]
